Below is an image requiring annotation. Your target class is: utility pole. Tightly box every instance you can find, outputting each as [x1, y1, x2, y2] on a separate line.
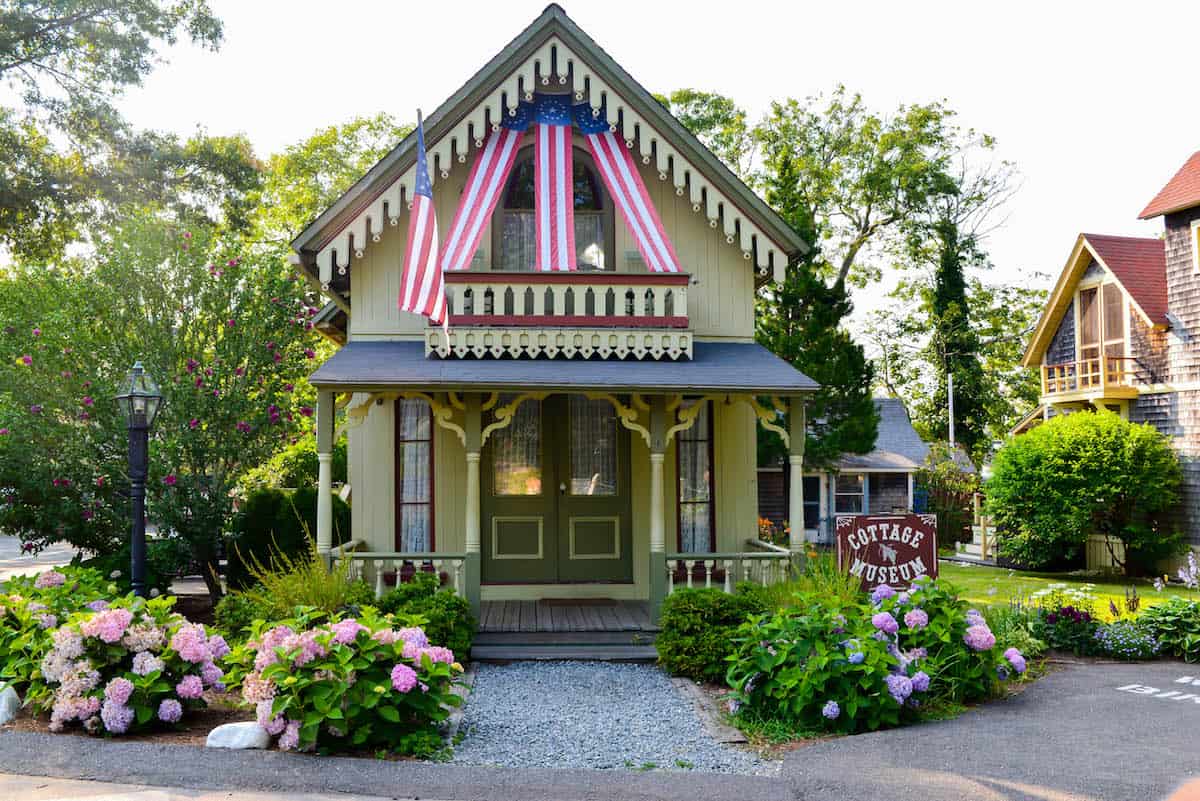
[947, 371, 956, 447]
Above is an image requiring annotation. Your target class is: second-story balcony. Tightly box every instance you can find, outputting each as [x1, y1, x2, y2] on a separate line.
[1040, 356, 1139, 403]
[425, 271, 693, 361]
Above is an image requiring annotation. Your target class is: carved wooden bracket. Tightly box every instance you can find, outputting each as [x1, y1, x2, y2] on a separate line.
[480, 391, 549, 447]
[584, 392, 652, 448]
[335, 391, 469, 448]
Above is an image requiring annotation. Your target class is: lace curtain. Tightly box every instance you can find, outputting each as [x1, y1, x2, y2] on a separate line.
[396, 399, 432, 551]
[678, 402, 712, 553]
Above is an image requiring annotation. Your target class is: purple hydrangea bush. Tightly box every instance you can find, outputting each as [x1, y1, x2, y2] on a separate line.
[27, 594, 227, 735]
[0, 567, 118, 694]
[726, 576, 1024, 734]
[221, 608, 462, 756]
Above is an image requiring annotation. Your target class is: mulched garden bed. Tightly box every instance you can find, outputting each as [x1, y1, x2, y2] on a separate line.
[1, 690, 251, 747]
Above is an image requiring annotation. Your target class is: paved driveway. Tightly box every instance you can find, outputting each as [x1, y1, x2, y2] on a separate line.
[2, 660, 1199, 800]
[0, 535, 77, 581]
[785, 659, 1200, 801]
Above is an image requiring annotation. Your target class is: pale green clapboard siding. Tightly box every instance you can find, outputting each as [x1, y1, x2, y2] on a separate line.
[348, 394, 395, 550]
[434, 424, 466, 553]
[713, 401, 759, 552]
[348, 133, 756, 341]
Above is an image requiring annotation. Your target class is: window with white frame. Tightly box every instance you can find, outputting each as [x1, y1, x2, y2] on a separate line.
[834, 473, 865, 514]
[1192, 218, 1200, 275]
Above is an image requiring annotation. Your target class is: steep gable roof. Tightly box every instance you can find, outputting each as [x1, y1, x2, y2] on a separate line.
[291, 4, 806, 290]
[1082, 233, 1167, 322]
[1139, 151, 1200, 219]
[1022, 233, 1166, 366]
[836, 398, 930, 471]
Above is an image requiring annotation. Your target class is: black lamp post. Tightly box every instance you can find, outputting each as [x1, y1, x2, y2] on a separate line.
[115, 362, 163, 597]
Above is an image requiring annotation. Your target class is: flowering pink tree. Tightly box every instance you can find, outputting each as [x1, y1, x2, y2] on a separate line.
[0, 211, 327, 600]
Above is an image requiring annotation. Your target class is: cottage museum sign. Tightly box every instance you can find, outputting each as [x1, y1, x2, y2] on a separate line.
[835, 514, 938, 590]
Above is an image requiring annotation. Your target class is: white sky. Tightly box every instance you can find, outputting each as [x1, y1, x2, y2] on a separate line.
[119, 0, 1200, 328]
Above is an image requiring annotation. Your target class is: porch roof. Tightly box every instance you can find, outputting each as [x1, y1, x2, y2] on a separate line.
[309, 340, 818, 394]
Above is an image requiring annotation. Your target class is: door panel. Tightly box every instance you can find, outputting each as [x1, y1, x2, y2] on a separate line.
[481, 398, 556, 582]
[481, 394, 632, 584]
[555, 395, 632, 582]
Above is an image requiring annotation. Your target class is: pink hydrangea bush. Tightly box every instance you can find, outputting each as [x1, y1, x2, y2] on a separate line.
[28, 595, 226, 735]
[0, 566, 118, 694]
[222, 607, 462, 756]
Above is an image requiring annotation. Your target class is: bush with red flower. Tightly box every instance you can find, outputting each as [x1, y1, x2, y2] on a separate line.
[0, 213, 329, 602]
[222, 607, 462, 756]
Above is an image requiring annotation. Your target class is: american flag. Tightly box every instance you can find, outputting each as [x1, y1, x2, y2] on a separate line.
[399, 112, 446, 325]
[535, 95, 576, 271]
[576, 105, 681, 273]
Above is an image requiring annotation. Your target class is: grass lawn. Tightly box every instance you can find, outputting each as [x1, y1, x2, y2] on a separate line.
[937, 560, 1200, 613]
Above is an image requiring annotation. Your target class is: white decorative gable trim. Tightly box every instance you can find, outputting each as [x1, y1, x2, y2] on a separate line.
[315, 37, 788, 288]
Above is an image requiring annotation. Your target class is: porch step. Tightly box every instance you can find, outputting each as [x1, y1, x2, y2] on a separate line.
[471, 630, 659, 662]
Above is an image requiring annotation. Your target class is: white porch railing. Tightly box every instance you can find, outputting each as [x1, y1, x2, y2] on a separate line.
[331, 541, 467, 600]
[666, 538, 795, 595]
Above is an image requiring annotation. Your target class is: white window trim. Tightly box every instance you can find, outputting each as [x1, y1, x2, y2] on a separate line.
[1192, 218, 1200, 275]
[834, 472, 866, 515]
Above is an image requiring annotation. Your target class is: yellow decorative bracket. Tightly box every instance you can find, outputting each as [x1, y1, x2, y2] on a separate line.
[584, 392, 651, 448]
[739, 394, 790, 449]
[664, 395, 711, 445]
[334, 391, 468, 448]
[480, 391, 549, 447]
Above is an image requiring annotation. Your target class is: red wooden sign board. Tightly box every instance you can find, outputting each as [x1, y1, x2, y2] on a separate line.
[835, 513, 938, 591]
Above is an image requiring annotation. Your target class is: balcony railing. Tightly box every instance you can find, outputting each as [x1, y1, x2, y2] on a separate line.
[1041, 356, 1136, 397]
[426, 271, 693, 360]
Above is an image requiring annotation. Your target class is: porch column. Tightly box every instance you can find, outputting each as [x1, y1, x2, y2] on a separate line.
[648, 396, 668, 619]
[316, 388, 335, 560]
[788, 397, 806, 552]
[463, 393, 482, 618]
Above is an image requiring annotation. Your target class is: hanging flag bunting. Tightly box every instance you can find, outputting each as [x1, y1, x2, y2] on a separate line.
[440, 110, 528, 272]
[534, 95, 576, 271]
[399, 112, 446, 326]
[576, 104, 682, 273]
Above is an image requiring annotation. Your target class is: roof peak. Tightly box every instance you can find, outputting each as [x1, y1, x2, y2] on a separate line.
[1139, 150, 1200, 219]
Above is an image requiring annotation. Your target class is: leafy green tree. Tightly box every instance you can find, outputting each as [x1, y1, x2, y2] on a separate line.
[985, 411, 1184, 574]
[0, 0, 247, 259]
[251, 113, 411, 247]
[0, 211, 321, 600]
[654, 89, 754, 179]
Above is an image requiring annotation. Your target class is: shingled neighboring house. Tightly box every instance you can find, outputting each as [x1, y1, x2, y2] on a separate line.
[758, 398, 965, 543]
[1020, 150, 1200, 562]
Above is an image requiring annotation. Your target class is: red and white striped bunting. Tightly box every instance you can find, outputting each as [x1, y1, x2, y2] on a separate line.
[585, 129, 681, 273]
[535, 122, 576, 271]
[440, 127, 525, 272]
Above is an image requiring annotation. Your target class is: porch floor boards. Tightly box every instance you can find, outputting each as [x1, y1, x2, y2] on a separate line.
[477, 600, 657, 633]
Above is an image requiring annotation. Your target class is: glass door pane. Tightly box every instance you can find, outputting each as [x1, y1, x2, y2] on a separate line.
[569, 396, 617, 495]
[491, 398, 543, 496]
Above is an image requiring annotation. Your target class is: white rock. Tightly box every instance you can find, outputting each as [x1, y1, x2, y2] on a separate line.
[206, 721, 272, 749]
[0, 684, 19, 726]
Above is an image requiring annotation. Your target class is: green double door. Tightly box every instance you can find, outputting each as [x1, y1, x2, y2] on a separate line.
[481, 395, 633, 584]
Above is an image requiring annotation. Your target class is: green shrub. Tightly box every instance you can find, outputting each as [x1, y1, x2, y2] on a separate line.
[219, 606, 462, 755]
[1094, 620, 1160, 660]
[873, 579, 1015, 703]
[75, 539, 187, 596]
[1032, 604, 1100, 656]
[917, 442, 979, 545]
[1137, 597, 1200, 662]
[726, 578, 1026, 734]
[378, 571, 475, 658]
[655, 586, 769, 682]
[225, 486, 351, 590]
[239, 435, 349, 492]
[983, 604, 1046, 659]
[225, 542, 373, 628]
[27, 595, 228, 736]
[986, 411, 1184, 573]
[213, 592, 274, 644]
[0, 566, 119, 693]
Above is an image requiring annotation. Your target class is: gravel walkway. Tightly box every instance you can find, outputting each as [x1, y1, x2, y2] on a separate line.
[451, 661, 764, 774]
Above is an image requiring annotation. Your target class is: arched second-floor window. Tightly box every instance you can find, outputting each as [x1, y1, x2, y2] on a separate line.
[492, 146, 614, 271]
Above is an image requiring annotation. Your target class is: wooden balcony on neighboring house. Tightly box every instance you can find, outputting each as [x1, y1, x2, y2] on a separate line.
[424, 271, 693, 360]
[1040, 356, 1140, 403]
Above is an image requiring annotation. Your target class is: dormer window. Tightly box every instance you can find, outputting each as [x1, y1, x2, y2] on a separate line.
[492, 147, 613, 271]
